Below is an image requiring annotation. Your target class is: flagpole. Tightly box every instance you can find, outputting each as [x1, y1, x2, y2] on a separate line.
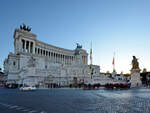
[90, 42, 92, 65]
[113, 52, 115, 72]
[113, 52, 114, 71]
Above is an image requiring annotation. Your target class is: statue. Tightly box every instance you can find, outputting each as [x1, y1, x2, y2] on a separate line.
[131, 56, 139, 69]
[130, 56, 142, 87]
[76, 43, 82, 49]
[27, 57, 36, 67]
[74, 49, 80, 55]
[74, 43, 82, 55]
[20, 24, 31, 32]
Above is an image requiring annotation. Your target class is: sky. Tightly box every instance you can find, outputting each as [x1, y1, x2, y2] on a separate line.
[0, 0, 150, 73]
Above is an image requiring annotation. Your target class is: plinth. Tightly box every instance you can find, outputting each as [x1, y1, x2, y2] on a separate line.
[130, 69, 142, 87]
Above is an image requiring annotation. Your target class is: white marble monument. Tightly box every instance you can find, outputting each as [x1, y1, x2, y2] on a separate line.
[4, 24, 100, 87]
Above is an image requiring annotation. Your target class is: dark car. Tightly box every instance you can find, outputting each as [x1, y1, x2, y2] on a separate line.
[6, 84, 18, 89]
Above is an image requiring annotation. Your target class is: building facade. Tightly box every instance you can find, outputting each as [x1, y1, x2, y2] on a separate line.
[4, 27, 100, 87]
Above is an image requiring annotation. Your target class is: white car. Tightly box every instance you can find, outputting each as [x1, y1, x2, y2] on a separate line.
[20, 86, 36, 91]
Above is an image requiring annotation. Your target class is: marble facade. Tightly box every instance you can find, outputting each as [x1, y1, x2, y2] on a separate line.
[4, 28, 100, 87]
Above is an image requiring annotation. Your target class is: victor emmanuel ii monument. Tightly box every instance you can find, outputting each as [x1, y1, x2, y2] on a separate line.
[4, 24, 100, 87]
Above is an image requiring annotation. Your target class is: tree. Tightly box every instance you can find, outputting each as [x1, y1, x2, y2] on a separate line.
[106, 71, 110, 74]
[142, 68, 147, 73]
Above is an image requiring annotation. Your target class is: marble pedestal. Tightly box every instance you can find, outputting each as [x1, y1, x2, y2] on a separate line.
[130, 69, 142, 87]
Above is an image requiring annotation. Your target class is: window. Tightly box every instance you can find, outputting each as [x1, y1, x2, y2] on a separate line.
[13, 61, 16, 66]
[45, 65, 47, 69]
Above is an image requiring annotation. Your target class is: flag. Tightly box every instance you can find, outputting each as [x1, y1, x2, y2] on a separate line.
[90, 42, 92, 64]
[90, 48, 92, 60]
[112, 52, 115, 72]
[112, 57, 114, 65]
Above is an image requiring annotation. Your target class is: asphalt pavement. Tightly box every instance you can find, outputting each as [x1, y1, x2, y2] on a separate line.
[0, 87, 150, 113]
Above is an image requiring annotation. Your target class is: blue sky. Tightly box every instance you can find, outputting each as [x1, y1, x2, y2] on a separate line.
[0, 0, 150, 73]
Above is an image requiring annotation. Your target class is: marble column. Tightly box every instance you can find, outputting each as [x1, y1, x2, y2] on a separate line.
[63, 55, 64, 64]
[85, 56, 87, 64]
[66, 56, 68, 64]
[29, 41, 31, 53]
[68, 56, 70, 65]
[69, 56, 71, 65]
[58, 54, 60, 63]
[24, 40, 26, 52]
[22, 40, 24, 52]
[64, 55, 66, 65]
[33, 42, 35, 54]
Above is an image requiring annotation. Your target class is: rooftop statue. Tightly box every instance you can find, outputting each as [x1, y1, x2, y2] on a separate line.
[20, 24, 31, 32]
[76, 43, 82, 49]
[132, 56, 139, 69]
[74, 49, 80, 55]
[74, 43, 82, 55]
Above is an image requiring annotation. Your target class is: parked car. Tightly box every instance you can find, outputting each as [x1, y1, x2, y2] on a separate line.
[20, 85, 36, 91]
[0, 84, 6, 87]
[5, 84, 18, 89]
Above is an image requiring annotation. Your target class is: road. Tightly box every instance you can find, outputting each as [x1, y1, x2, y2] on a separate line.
[0, 87, 150, 113]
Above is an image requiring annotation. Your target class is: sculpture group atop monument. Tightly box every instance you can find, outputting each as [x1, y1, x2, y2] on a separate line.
[20, 24, 31, 32]
[74, 43, 82, 55]
[76, 43, 82, 49]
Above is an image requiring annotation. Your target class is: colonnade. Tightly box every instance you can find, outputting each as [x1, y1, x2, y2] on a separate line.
[82, 56, 87, 64]
[21, 39, 87, 65]
[21, 39, 35, 53]
[35, 47, 87, 65]
[35, 47, 75, 65]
